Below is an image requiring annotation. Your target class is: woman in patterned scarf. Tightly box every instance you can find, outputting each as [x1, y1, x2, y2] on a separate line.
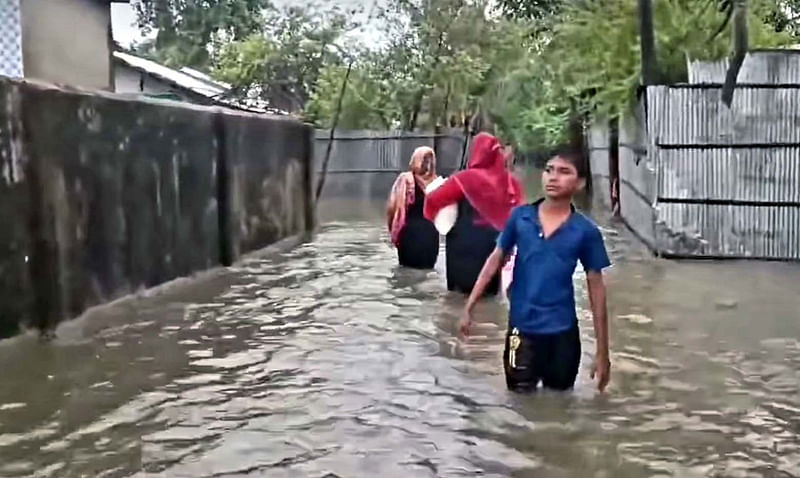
[386, 146, 440, 269]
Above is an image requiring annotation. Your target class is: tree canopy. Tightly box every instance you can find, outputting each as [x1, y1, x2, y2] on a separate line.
[134, 0, 271, 69]
[134, 0, 798, 149]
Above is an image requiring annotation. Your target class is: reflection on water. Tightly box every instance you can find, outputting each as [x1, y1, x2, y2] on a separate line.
[1, 177, 800, 477]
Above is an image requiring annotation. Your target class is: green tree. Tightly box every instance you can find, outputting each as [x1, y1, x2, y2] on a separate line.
[306, 59, 402, 129]
[213, 6, 354, 113]
[491, 0, 793, 149]
[493, 0, 561, 19]
[135, 1, 361, 114]
[495, 0, 800, 34]
[134, 0, 797, 146]
[134, 0, 271, 69]
[362, 0, 530, 131]
[734, 0, 800, 36]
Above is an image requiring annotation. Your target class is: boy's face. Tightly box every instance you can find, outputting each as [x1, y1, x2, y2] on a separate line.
[542, 156, 585, 200]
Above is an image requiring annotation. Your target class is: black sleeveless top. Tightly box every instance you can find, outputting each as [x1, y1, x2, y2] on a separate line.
[397, 182, 439, 269]
[445, 199, 500, 295]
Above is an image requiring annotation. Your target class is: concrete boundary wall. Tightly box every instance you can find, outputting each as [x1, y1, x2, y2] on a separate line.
[0, 78, 313, 338]
[587, 119, 611, 210]
[588, 107, 657, 251]
[618, 105, 657, 251]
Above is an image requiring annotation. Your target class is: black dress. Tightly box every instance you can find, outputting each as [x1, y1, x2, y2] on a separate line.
[445, 199, 500, 296]
[397, 183, 439, 269]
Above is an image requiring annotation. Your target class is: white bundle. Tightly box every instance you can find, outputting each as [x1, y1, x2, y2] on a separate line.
[425, 176, 458, 235]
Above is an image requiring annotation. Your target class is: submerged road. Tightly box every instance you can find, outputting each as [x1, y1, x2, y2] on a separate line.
[1, 196, 800, 477]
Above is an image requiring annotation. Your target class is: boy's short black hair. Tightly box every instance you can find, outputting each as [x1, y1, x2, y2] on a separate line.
[549, 149, 587, 179]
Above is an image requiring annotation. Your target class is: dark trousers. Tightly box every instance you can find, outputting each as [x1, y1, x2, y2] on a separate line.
[397, 217, 439, 270]
[503, 325, 581, 392]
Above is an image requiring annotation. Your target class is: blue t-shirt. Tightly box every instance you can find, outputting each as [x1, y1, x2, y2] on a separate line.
[497, 200, 611, 335]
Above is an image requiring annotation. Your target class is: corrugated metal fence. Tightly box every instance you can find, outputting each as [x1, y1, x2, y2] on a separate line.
[591, 82, 800, 260]
[648, 84, 800, 260]
[688, 50, 800, 85]
[314, 129, 467, 200]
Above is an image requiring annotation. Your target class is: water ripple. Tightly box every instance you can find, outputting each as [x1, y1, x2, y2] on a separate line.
[0, 219, 799, 477]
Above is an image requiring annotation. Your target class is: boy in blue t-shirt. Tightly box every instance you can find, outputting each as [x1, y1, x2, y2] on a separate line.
[462, 152, 611, 393]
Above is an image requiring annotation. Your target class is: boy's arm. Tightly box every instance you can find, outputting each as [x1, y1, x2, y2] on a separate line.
[579, 225, 612, 392]
[587, 271, 610, 392]
[460, 207, 519, 336]
[461, 247, 506, 335]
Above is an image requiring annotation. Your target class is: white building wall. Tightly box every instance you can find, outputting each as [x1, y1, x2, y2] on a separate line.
[0, 0, 24, 77]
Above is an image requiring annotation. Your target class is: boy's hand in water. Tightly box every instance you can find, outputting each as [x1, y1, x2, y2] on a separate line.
[586, 272, 610, 393]
[590, 355, 611, 392]
[461, 248, 505, 339]
[459, 307, 472, 336]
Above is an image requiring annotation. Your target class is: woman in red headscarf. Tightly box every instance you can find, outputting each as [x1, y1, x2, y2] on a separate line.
[424, 132, 524, 295]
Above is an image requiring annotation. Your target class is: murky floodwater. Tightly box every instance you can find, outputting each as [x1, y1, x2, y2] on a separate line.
[2, 174, 800, 477]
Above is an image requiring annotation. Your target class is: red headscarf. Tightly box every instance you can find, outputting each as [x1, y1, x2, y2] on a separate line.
[441, 132, 524, 231]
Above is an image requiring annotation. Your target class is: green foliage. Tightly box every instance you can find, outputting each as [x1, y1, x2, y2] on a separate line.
[306, 60, 403, 129]
[134, 0, 271, 68]
[135, 1, 358, 113]
[490, 0, 794, 149]
[213, 6, 353, 112]
[745, 0, 800, 36]
[305, 0, 793, 148]
[308, 0, 534, 131]
[384, 0, 498, 129]
[491, 0, 563, 20]
[135, 0, 797, 150]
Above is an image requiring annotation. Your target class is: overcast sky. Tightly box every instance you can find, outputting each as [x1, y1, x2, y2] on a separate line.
[111, 3, 147, 48]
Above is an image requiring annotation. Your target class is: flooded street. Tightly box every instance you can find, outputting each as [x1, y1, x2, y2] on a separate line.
[2, 182, 800, 477]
